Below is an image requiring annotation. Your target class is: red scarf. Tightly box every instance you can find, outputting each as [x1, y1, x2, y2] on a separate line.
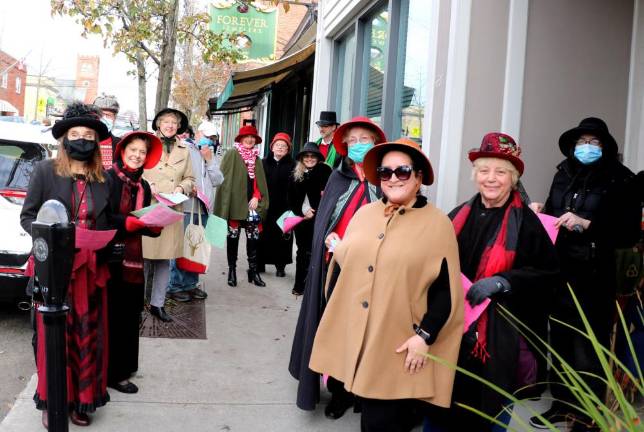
[234, 143, 260, 179]
[451, 191, 523, 363]
[113, 162, 145, 283]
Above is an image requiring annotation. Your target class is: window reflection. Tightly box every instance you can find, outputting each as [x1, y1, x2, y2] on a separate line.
[361, 7, 388, 124]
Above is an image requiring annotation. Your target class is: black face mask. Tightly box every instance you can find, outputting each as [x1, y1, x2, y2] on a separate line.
[63, 138, 97, 162]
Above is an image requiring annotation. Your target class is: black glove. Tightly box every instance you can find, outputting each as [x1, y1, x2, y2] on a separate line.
[466, 276, 510, 306]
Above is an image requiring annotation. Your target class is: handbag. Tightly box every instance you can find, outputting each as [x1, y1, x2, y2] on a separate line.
[615, 245, 642, 295]
[176, 201, 211, 274]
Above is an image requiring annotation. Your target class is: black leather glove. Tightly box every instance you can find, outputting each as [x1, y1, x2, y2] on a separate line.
[466, 276, 510, 306]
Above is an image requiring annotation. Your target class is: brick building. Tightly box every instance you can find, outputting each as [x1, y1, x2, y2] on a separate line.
[75, 55, 100, 104]
[0, 50, 27, 116]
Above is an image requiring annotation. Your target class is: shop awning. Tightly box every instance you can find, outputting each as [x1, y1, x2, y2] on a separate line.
[0, 99, 19, 114]
[212, 43, 315, 114]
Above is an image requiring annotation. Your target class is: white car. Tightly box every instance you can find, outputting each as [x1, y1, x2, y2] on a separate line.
[0, 122, 51, 305]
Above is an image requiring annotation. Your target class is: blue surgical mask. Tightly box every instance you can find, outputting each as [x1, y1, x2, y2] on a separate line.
[101, 116, 114, 132]
[347, 142, 374, 163]
[198, 137, 213, 148]
[574, 144, 602, 165]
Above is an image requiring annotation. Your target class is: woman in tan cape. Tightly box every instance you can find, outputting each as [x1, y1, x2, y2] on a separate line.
[309, 138, 463, 431]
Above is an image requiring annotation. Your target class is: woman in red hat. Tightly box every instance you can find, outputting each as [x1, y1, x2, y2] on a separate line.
[445, 132, 559, 431]
[257, 132, 295, 276]
[106, 131, 163, 395]
[289, 116, 386, 418]
[213, 124, 269, 287]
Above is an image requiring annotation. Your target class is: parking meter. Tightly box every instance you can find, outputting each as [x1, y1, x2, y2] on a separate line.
[32, 199, 75, 432]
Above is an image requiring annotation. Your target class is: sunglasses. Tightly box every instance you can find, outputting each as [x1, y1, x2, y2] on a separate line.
[376, 165, 414, 181]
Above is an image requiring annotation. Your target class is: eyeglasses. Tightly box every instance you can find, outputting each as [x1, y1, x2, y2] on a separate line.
[576, 138, 601, 146]
[346, 136, 374, 145]
[376, 165, 414, 181]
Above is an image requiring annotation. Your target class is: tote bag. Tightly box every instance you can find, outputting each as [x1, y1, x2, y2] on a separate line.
[176, 201, 211, 274]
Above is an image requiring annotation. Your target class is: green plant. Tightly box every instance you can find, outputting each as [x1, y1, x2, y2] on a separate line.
[427, 285, 643, 431]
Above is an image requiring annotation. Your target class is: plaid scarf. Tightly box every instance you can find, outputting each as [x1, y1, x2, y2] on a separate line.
[451, 191, 523, 363]
[113, 161, 145, 284]
[234, 143, 260, 179]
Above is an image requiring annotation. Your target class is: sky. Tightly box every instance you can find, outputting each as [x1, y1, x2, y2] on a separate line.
[0, 0, 158, 115]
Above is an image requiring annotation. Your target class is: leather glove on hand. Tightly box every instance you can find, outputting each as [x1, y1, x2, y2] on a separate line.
[466, 276, 510, 306]
[125, 216, 146, 232]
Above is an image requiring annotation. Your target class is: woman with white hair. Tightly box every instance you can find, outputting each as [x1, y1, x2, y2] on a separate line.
[443, 133, 560, 431]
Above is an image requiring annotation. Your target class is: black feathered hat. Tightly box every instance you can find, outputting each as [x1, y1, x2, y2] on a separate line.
[52, 102, 109, 140]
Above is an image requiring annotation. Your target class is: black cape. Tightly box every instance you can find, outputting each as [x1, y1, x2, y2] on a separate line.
[288, 159, 380, 410]
[258, 153, 295, 266]
[448, 195, 560, 425]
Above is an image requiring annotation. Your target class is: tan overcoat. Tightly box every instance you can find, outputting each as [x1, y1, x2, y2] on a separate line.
[142, 138, 195, 259]
[309, 199, 463, 407]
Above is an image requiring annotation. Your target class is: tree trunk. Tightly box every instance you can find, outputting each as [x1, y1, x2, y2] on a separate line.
[154, 0, 180, 113]
[136, 51, 148, 131]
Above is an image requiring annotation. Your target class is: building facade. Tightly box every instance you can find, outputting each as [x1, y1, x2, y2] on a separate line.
[75, 55, 100, 105]
[309, 0, 644, 211]
[0, 50, 27, 116]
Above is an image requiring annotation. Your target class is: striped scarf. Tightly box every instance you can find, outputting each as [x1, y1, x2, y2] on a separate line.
[451, 191, 523, 363]
[235, 143, 260, 179]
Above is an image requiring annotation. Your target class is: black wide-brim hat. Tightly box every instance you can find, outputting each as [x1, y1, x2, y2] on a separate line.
[52, 102, 109, 140]
[296, 142, 324, 160]
[558, 117, 618, 158]
[363, 138, 434, 186]
[152, 108, 189, 135]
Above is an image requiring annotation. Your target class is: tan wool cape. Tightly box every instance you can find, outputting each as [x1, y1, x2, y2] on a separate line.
[309, 199, 464, 407]
[142, 138, 195, 260]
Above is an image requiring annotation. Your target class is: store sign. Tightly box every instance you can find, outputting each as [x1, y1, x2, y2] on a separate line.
[210, 2, 278, 62]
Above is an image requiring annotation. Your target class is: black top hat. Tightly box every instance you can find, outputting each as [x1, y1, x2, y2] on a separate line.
[52, 102, 109, 140]
[152, 108, 189, 135]
[558, 117, 618, 158]
[315, 111, 339, 126]
[296, 142, 324, 160]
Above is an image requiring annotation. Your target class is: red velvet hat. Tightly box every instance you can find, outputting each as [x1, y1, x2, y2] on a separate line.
[115, 131, 163, 169]
[235, 125, 262, 144]
[468, 132, 524, 175]
[332, 116, 387, 156]
[270, 132, 292, 151]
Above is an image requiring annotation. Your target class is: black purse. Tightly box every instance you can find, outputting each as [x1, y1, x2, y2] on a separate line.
[107, 242, 126, 263]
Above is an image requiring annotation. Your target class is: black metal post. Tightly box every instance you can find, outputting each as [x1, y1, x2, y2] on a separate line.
[39, 305, 69, 432]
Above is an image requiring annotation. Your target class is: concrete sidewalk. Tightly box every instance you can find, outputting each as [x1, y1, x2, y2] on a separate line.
[0, 240, 550, 431]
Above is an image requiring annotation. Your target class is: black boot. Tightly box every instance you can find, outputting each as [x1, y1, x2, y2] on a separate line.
[246, 238, 266, 287]
[293, 250, 311, 295]
[227, 266, 237, 287]
[227, 236, 239, 287]
[150, 306, 172, 322]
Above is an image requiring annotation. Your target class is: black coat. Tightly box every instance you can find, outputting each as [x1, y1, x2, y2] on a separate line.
[288, 159, 381, 410]
[287, 163, 332, 217]
[105, 167, 158, 241]
[258, 153, 295, 266]
[544, 156, 640, 326]
[21, 159, 112, 234]
[449, 195, 560, 420]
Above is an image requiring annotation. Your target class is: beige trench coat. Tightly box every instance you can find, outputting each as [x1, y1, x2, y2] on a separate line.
[309, 199, 463, 408]
[142, 138, 195, 260]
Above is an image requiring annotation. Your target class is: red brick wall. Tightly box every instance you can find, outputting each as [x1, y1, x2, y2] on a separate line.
[0, 51, 27, 116]
[75, 55, 100, 104]
[275, 4, 309, 59]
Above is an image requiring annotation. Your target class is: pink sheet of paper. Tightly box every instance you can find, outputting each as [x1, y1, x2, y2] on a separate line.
[537, 213, 559, 244]
[283, 216, 305, 233]
[154, 192, 188, 207]
[139, 205, 184, 227]
[462, 274, 491, 333]
[75, 227, 116, 251]
[197, 190, 210, 210]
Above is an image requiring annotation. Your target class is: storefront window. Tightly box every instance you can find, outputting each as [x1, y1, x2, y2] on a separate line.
[360, 6, 389, 124]
[393, 0, 431, 142]
[334, 30, 356, 123]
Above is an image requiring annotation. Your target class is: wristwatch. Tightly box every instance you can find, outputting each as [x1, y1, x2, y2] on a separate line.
[413, 324, 431, 345]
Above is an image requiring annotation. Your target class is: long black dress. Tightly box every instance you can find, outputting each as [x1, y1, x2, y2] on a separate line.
[288, 158, 380, 410]
[288, 162, 332, 294]
[258, 153, 295, 270]
[106, 164, 157, 385]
